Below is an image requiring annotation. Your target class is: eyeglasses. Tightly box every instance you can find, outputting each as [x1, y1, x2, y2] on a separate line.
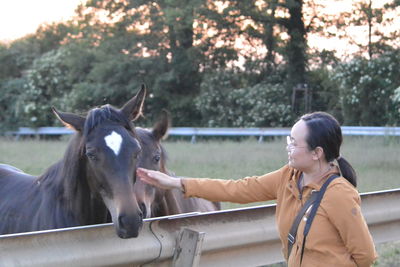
[286, 136, 308, 151]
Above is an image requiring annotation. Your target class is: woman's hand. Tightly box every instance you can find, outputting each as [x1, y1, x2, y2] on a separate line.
[136, 168, 183, 191]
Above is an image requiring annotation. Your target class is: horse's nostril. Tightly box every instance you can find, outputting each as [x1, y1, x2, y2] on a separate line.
[118, 215, 128, 229]
[139, 210, 144, 221]
[139, 203, 147, 218]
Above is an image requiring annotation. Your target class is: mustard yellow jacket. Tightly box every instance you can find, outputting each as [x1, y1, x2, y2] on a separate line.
[182, 164, 377, 267]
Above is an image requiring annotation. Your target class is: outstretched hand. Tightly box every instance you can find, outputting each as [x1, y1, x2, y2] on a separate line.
[136, 168, 183, 191]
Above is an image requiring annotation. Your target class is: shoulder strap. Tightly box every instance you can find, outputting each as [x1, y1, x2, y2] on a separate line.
[287, 174, 340, 260]
[287, 189, 318, 258]
[300, 174, 340, 264]
[303, 174, 340, 236]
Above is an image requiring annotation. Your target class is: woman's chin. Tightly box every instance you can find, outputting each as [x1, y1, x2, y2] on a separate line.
[288, 158, 296, 168]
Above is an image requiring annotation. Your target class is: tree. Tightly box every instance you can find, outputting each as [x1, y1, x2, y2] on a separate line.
[0, 21, 75, 130]
[225, 0, 309, 87]
[195, 71, 293, 127]
[154, 0, 204, 125]
[20, 48, 73, 126]
[0, 78, 27, 131]
[317, 0, 400, 59]
[70, 0, 208, 125]
[332, 49, 400, 125]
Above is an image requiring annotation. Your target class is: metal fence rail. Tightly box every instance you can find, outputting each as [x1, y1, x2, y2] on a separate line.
[5, 126, 400, 142]
[0, 188, 399, 267]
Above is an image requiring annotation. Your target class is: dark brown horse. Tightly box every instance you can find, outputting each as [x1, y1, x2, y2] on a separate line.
[134, 111, 220, 218]
[0, 87, 146, 238]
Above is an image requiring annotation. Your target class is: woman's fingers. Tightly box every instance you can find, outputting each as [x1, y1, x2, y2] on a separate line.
[136, 168, 181, 190]
[137, 168, 157, 183]
[137, 168, 168, 187]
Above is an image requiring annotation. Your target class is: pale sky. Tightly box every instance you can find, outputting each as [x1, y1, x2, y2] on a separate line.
[0, 0, 84, 42]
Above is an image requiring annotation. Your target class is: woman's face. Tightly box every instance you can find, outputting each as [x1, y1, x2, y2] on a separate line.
[287, 120, 315, 171]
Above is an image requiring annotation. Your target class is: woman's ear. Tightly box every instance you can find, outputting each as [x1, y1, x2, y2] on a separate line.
[312, 146, 324, 161]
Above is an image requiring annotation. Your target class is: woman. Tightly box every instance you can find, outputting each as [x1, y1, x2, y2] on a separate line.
[137, 112, 377, 266]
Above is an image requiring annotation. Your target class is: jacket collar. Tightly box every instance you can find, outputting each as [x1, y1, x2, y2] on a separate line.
[305, 163, 340, 190]
[288, 163, 340, 197]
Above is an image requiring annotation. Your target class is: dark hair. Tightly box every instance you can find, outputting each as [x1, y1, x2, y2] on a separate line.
[300, 112, 357, 187]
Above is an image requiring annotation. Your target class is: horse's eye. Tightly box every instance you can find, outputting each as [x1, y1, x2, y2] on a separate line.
[86, 152, 97, 161]
[153, 155, 161, 163]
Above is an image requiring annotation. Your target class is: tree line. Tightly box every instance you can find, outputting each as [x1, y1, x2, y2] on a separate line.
[0, 0, 399, 131]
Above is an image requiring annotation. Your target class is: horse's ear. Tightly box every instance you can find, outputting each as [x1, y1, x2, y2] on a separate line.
[120, 84, 146, 121]
[152, 109, 170, 141]
[52, 107, 85, 132]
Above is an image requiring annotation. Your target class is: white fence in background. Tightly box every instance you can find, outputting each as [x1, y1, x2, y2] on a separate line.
[5, 126, 400, 142]
[0, 189, 399, 267]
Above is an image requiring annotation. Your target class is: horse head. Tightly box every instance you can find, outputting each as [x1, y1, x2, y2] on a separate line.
[52, 85, 146, 238]
[135, 110, 170, 218]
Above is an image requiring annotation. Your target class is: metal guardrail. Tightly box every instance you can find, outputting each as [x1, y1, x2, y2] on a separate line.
[4, 126, 400, 142]
[0, 188, 399, 267]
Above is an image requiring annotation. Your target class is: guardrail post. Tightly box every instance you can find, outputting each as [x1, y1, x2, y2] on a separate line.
[172, 228, 205, 267]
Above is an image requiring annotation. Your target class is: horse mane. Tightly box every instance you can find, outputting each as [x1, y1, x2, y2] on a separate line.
[36, 134, 83, 196]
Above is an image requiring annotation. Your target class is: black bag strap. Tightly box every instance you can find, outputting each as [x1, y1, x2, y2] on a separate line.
[287, 188, 318, 258]
[287, 174, 340, 262]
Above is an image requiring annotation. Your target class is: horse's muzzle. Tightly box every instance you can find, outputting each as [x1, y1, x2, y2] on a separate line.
[116, 213, 143, 238]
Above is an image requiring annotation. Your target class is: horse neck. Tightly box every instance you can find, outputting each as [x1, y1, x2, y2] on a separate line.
[39, 134, 108, 225]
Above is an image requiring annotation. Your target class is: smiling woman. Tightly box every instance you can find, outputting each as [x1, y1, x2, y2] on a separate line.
[0, 0, 84, 41]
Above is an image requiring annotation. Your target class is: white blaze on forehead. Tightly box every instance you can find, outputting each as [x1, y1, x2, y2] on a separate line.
[104, 131, 123, 156]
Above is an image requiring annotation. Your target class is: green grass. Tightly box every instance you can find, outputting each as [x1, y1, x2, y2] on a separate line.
[0, 138, 69, 175]
[0, 136, 399, 266]
[375, 240, 400, 267]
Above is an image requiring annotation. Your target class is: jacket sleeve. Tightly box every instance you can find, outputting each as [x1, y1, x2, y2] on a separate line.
[182, 165, 289, 203]
[323, 182, 378, 267]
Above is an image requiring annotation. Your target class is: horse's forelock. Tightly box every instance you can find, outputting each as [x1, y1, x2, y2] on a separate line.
[136, 128, 154, 146]
[83, 105, 136, 138]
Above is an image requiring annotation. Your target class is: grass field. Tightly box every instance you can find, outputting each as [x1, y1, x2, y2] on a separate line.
[0, 136, 399, 265]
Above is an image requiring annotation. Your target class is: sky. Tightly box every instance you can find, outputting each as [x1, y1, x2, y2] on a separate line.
[0, 0, 84, 42]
